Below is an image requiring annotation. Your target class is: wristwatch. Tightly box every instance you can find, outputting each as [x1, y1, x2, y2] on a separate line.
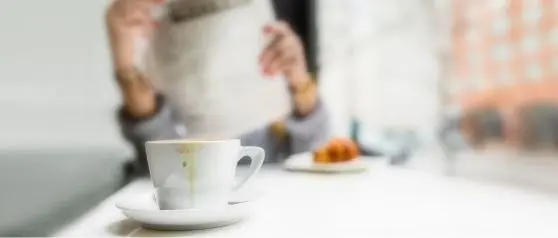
[289, 73, 316, 95]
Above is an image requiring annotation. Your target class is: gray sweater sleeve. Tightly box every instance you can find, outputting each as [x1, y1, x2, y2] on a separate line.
[118, 95, 329, 165]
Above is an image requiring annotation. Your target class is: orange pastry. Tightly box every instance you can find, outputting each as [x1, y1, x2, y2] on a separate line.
[343, 139, 359, 160]
[313, 149, 329, 164]
[328, 140, 344, 162]
[312, 137, 359, 164]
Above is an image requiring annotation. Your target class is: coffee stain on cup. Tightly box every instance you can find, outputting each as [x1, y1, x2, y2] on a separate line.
[176, 144, 200, 207]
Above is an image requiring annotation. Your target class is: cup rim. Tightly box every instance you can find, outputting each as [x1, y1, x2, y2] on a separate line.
[146, 139, 240, 145]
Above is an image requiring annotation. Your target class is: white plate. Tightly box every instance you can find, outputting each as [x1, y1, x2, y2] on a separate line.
[116, 193, 252, 231]
[283, 152, 370, 173]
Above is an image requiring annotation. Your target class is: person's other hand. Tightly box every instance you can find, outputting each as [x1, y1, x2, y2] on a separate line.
[105, 0, 164, 118]
[259, 21, 310, 90]
[105, 0, 163, 72]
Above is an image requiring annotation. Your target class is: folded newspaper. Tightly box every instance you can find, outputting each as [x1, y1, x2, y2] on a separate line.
[140, 0, 291, 139]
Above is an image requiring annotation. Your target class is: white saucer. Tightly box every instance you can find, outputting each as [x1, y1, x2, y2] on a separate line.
[283, 152, 371, 173]
[116, 193, 253, 231]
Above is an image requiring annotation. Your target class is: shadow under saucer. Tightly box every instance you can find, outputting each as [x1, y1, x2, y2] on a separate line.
[105, 218, 142, 236]
[106, 218, 249, 237]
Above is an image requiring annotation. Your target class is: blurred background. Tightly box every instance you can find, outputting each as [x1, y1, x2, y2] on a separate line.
[2, 0, 558, 236]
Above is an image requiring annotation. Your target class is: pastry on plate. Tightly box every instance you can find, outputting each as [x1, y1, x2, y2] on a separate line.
[313, 138, 359, 164]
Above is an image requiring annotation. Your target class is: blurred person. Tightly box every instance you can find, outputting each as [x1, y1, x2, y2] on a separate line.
[105, 0, 329, 173]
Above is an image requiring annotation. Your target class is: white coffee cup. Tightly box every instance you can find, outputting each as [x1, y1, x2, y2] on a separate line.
[145, 139, 264, 210]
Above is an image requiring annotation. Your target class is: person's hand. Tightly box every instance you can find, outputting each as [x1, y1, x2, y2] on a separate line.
[259, 21, 311, 91]
[260, 21, 317, 116]
[105, 0, 164, 118]
[106, 0, 162, 72]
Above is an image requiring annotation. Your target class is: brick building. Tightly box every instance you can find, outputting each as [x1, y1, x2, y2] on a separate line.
[451, 0, 558, 147]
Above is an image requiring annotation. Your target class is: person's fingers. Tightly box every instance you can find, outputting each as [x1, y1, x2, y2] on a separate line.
[259, 35, 283, 73]
[269, 52, 299, 75]
[268, 45, 298, 74]
[262, 35, 300, 74]
[267, 59, 282, 75]
[118, 0, 161, 22]
[122, 2, 164, 30]
[125, 9, 153, 27]
[263, 22, 302, 53]
[280, 57, 298, 71]
[260, 20, 296, 59]
[260, 49, 280, 74]
[263, 21, 292, 37]
[125, 0, 164, 6]
[260, 21, 306, 76]
[133, 0, 164, 11]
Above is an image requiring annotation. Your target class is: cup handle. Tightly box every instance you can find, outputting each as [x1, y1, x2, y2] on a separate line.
[233, 146, 265, 192]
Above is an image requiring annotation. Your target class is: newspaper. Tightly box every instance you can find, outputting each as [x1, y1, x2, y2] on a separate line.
[141, 0, 291, 139]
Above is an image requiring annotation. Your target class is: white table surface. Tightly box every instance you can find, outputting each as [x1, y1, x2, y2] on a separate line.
[56, 162, 558, 237]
